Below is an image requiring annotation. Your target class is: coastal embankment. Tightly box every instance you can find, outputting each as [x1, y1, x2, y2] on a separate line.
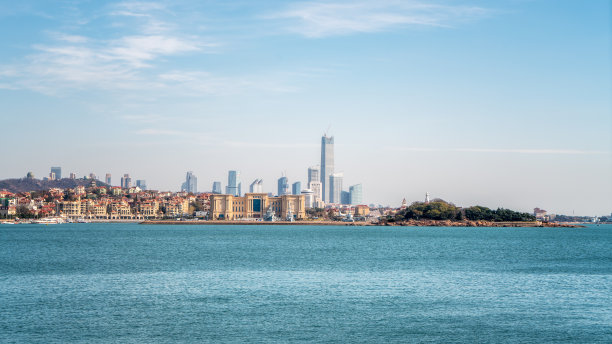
[140, 220, 583, 227]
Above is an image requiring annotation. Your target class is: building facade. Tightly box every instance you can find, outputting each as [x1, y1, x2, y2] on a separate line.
[320, 135, 334, 202]
[50, 166, 62, 180]
[329, 172, 343, 204]
[349, 184, 363, 205]
[277, 176, 289, 196]
[292, 181, 301, 195]
[210, 193, 305, 220]
[136, 180, 147, 190]
[307, 166, 320, 185]
[121, 174, 132, 189]
[181, 171, 197, 193]
[226, 170, 241, 196]
[249, 179, 263, 193]
[105, 173, 112, 185]
[341, 191, 350, 205]
[308, 181, 322, 205]
[212, 181, 222, 194]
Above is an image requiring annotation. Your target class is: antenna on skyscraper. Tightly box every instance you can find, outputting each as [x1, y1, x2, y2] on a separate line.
[324, 124, 331, 136]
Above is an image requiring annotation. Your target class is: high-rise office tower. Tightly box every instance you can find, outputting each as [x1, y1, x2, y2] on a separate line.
[308, 181, 322, 203]
[136, 180, 147, 190]
[105, 173, 111, 185]
[307, 166, 320, 185]
[50, 166, 62, 180]
[69, 173, 76, 179]
[249, 179, 264, 193]
[49, 172, 56, 180]
[277, 176, 289, 196]
[121, 174, 132, 189]
[320, 135, 334, 202]
[181, 171, 197, 193]
[329, 172, 343, 204]
[212, 181, 222, 194]
[292, 181, 301, 195]
[349, 184, 363, 205]
[341, 191, 350, 205]
[226, 170, 241, 196]
[301, 189, 314, 208]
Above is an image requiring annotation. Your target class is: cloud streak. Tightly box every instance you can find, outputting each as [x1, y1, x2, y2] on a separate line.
[0, 1, 207, 94]
[388, 147, 609, 155]
[269, 0, 490, 37]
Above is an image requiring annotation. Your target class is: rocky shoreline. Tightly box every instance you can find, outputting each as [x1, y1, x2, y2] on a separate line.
[139, 219, 584, 227]
[380, 219, 584, 228]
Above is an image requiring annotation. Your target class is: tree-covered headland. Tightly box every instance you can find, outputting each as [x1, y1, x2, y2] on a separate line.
[396, 200, 535, 222]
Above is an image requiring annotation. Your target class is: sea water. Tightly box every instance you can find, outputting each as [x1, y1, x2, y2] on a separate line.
[1, 224, 610, 343]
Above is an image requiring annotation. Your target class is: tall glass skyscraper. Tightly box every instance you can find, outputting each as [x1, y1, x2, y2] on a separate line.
[226, 170, 241, 196]
[320, 135, 334, 202]
[212, 181, 222, 194]
[50, 166, 62, 180]
[249, 179, 263, 193]
[136, 180, 147, 190]
[181, 171, 197, 193]
[307, 166, 320, 185]
[292, 181, 301, 195]
[329, 172, 343, 204]
[277, 176, 289, 196]
[349, 184, 363, 205]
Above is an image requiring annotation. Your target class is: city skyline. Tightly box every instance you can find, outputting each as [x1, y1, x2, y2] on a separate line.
[0, 0, 609, 215]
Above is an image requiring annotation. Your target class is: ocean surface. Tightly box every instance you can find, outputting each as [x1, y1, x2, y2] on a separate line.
[1, 223, 611, 343]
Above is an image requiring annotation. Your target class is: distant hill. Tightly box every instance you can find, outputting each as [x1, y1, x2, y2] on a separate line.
[0, 178, 111, 193]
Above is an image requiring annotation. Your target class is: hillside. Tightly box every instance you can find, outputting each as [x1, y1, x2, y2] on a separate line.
[0, 178, 111, 193]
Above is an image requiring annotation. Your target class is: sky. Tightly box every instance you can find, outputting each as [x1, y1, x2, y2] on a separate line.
[0, 0, 610, 215]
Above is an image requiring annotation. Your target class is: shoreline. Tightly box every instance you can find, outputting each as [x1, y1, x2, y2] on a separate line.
[139, 220, 584, 228]
[0, 219, 586, 228]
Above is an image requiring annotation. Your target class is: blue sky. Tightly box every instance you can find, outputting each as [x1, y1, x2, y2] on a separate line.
[0, 0, 610, 215]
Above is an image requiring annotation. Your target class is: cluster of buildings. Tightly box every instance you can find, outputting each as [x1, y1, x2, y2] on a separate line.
[1, 134, 371, 222]
[40, 167, 148, 191]
[180, 134, 365, 221]
[0, 185, 195, 220]
[199, 135, 363, 209]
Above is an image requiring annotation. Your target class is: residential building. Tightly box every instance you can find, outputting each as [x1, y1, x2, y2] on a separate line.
[212, 181, 222, 194]
[58, 200, 81, 217]
[210, 193, 305, 220]
[277, 176, 289, 196]
[105, 173, 111, 185]
[49, 172, 56, 180]
[69, 173, 76, 179]
[249, 179, 264, 193]
[349, 184, 363, 205]
[226, 170, 241, 196]
[307, 166, 320, 185]
[354, 205, 370, 216]
[89, 173, 96, 180]
[534, 208, 547, 220]
[181, 171, 197, 193]
[50, 166, 62, 180]
[329, 172, 343, 204]
[292, 181, 301, 195]
[320, 135, 334, 202]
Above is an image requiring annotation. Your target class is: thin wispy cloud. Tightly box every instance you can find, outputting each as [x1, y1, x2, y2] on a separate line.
[135, 128, 188, 136]
[0, 1, 206, 94]
[269, 0, 490, 37]
[388, 147, 609, 155]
